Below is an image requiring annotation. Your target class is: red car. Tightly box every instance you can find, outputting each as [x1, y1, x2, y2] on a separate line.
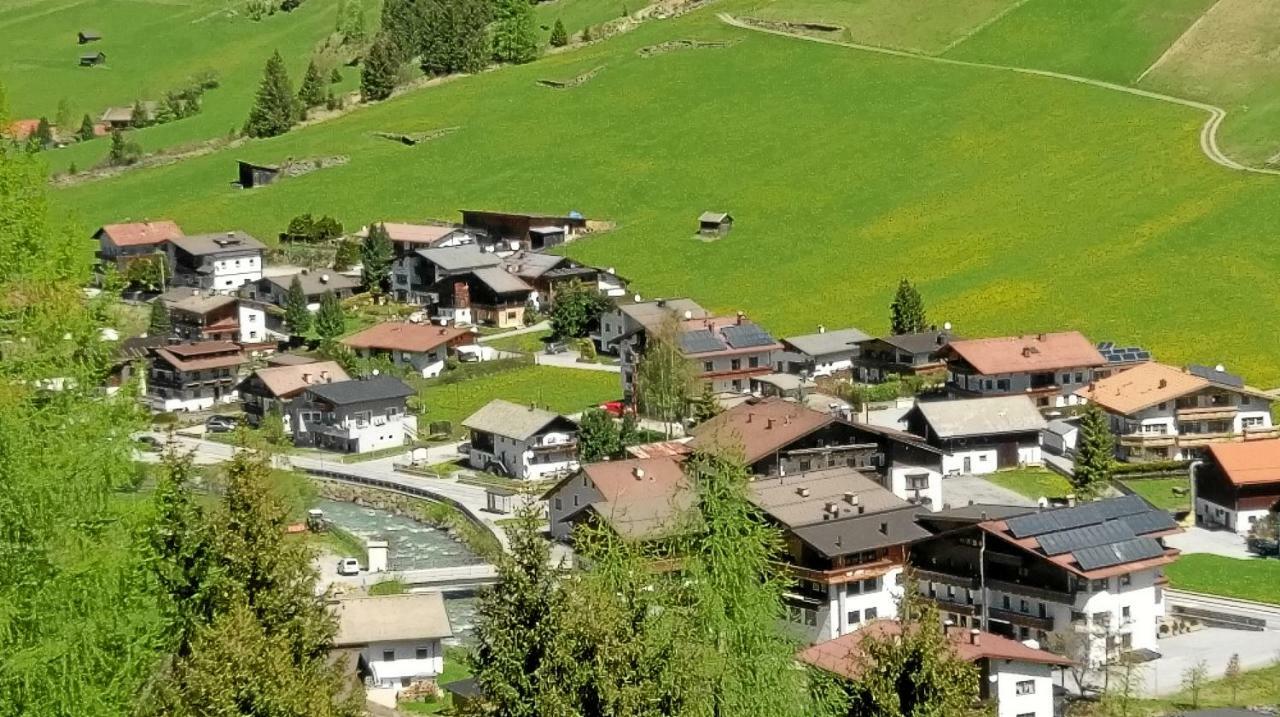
[599, 401, 633, 417]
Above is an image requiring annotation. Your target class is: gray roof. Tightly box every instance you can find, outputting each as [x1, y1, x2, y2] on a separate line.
[264, 271, 358, 296]
[618, 298, 709, 332]
[751, 373, 813, 392]
[699, 211, 731, 224]
[462, 399, 576, 441]
[501, 251, 565, 279]
[331, 593, 452, 646]
[1044, 418, 1078, 437]
[166, 292, 237, 314]
[914, 396, 1047, 439]
[925, 503, 1036, 523]
[1187, 363, 1244, 389]
[416, 244, 501, 272]
[306, 375, 414, 406]
[861, 330, 955, 354]
[470, 266, 533, 295]
[791, 506, 932, 558]
[784, 328, 872, 358]
[750, 466, 907, 528]
[169, 231, 265, 256]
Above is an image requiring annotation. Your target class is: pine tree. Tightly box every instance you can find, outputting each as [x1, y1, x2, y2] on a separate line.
[360, 33, 400, 102]
[297, 59, 327, 113]
[689, 382, 720, 424]
[549, 18, 568, 47]
[359, 223, 393, 294]
[108, 128, 142, 165]
[148, 298, 172, 336]
[244, 50, 299, 138]
[130, 99, 149, 128]
[342, 0, 367, 43]
[329, 66, 343, 84]
[1073, 403, 1114, 500]
[889, 278, 926, 335]
[333, 238, 360, 272]
[144, 453, 219, 653]
[33, 116, 53, 147]
[577, 408, 621, 462]
[380, 0, 421, 58]
[492, 0, 539, 64]
[78, 113, 95, 141]
[283, 275, 312, 336]
[314, 290, 346, 340]
[420, 0, 493, 75]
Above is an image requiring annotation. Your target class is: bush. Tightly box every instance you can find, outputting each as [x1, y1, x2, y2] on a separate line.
[283, 213, 344, 242]
[432, 356, 533, 385]
[1113, 460, 1189, 476]
[153, 412, 179, 425]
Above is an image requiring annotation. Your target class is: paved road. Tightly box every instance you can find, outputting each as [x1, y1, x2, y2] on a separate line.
[535, 351, 622, 373]
[1165, 525, 1252, 559]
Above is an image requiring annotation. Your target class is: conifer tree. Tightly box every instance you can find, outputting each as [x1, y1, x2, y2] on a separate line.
[148, 298, 172, 336]
[130, 99, 150, 128]
[314, 290, 346, 341]
[329, 66, 343, 84]
[419, 0, 493, 75]
[549, 18, 568, 47]
[359, 222, 393, 294]
[360, 33, 400, 102]
[577, 408, 621, 462]
[297, 59, 327, 113]
[78, 113, 95, 141]
[1073, 403, 1114, 500]
[55, 98, 73, 134]
[492, 0, 539, 64]
[244, 50, 299, 138]
[333, 237, 360, 272]
[889, 278, 926, 335]
[33, 116, 53, 147]
[283, 275, 312, 336]
[689, 382, 721, 424]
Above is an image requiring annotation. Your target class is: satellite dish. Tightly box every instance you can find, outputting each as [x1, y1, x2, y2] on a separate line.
[1215, 364, 1226, 372]
[943, 321, 952, 331]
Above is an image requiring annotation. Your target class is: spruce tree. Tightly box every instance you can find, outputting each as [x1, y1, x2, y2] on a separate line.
[889, 278, 926, 335]
[148, 298, 172, 336]
[333, 237, 360, 272]
[297, 59, 327, 113]
[359, 223, 393, 293]
[577, 408, 621, 462]
[130, 99, 150, 128]
[78, 113, 95, 141]
[145, 452, 219, 653]
[1073, 403, 1114, 500]
[689, 382, 721, 424]
[329, 66, 343, 84]
[283, 275, 312, 336]
[549, 18, 568, 47]
[244, 50, 299, 138]
[420, 0, 493, 75]
[314, 290, 346, 341]
[33, 117, 53, 147]
[360, 33, 400, 102]
[492, 0, 539, 64]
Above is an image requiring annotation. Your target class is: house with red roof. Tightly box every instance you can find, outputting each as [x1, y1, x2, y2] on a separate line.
[92, 220, 184, 269]
[341, 322, 475, 378]
[936, 331, 1106, 408]
[1196, 439, 1280, 533]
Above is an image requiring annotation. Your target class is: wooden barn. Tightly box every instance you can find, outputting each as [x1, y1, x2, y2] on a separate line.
[237, 160, 281, 189]
[698, 211, 733, 237]
[79, 51, 106, 67]
[77, 29, 102, 44]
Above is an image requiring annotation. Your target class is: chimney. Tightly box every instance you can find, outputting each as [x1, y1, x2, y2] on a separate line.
[818, 324, 826, 334]
[936, 333, 946, 345]
[798, 487, 811, 497]
[845, 492, 858, 506]
[1158, 378, 1167, 389]
[879, 521, 888, 535]
[969, 629, 980, 646]
[747, 413, 753, 423]
[633, 467, 645, 480]
[656, 299, 666, 308]
[1037, 333, 1046, 341]
[320, 370, 330, 382]
[736, 311, 745, 325]
[834, 535, 842, 548]
[453, 281, 470, 309]
[302, 372, 312, 384]
[824, 501, 840, 515]
[858, 505, 865, 515]
[528, 403, 536, 411]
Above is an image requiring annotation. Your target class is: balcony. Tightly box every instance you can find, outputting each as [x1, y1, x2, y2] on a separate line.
[781, 557, 897, 586]
[923, 596, 978, 616]
[914, 568, 978, 590]
[1176, 405, 1238, 421]
[1178, 431, 1235, 447]
[988, 607, 1055, 631]
[987, 578, 1074, 605]
[1119, 433, 1176, 448]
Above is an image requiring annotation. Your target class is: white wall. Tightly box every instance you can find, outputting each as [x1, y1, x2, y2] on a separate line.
[888, 464, 943, 510]
[942, 448, 998, 475]
[151, 390, 238, 413]
[360, 638, 444, 688]
[1074, 569, 1162, 665]
[238, 303, 266, 343]
[1196, 496, 1270, 534]
[812, 357, 853, 378]
[991, 660, 1055, 717]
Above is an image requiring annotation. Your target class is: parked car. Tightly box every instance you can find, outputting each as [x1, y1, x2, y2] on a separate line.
[1247, 536, 1279, 557]
[336, 557, 361, 576]
[599, 400, 633, 418]
[205, 415, 238, 433]
[544, 341, 568, 355]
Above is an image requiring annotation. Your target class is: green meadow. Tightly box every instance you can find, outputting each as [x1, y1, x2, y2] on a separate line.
[36, 0, 1280, 385]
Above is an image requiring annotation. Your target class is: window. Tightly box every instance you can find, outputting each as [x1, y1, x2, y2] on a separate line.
[1020, 599, 1029, 614]
[748, 356, 759, 368]
[861, 578, 877, 593]
[847, 610, 861, 624]
[387, 407, 400, 418]
[996, 378, 1010, 391]
[1122, 606, 1131, 620]
[415, 647, 430, 660]
[847, 581, 862, 596]
[1015, 680, 1035, 696]
[1119, 574, 1131, 588]
[984, 379, 993, 390]
[1092, 611, 1110, 626]
[1242, 395, 1252, 406]
[1062, 373, 1071, 385]
[1091, 578, 1109, 592]
[573, 495, 579, 507]
[249, 331, 258, 339]
[1002, 595, 1011, 610]
[703, 361, 713, 372]
[249, 313, 257, 323]
[554, 497, 562, 511]
[1075, 372, 1084, 383]
[1158, 402, 1167, 410]
[382, 650, 396, 662]
[906, 473, 929, 490]
[731, 358, 741, 371]
[1243, 416, 1266, 429]
[863, 607, 877, 621]
[1038, 603, 1047, 618]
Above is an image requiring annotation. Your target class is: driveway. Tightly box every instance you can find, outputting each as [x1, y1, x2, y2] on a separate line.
[942, 474, 1036, 509]
[534, 350, 621, 372]
[1132, 627, 1280, 696]
[1165, 526, 1251, 559]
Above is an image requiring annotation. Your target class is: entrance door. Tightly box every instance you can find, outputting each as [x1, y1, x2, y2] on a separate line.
[997, 441, 1020, 468]
[962, 456, 972, 473]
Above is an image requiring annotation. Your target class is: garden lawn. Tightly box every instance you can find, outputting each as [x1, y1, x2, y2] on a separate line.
[50, 0, 1280, 385]
[485, 328, 552, 354]
[1121, 476, 1189, 511]
[417, 365, 618, 436]
[984, 468, 1072, 500]
[0, 0, 368, 173]
[1165, 553, 1280, 605]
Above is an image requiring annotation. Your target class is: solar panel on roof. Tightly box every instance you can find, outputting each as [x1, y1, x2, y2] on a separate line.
[679, 329, 725, 354]
[722, 324, 776, 349]
[1188, 364, 1244, 388]
[1098, 342, 1115, 351]
[1136, 351, 1151, 360]
[1074, 537, 1164, 571]
[1121, 509, 1178, 535]
[1036, 520, 1136, 556]
[1095, 495, 1150, 520]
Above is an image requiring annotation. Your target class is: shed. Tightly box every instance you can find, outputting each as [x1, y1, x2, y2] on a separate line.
[486, 487, 516, 514]
[698, 211, 733, 237]
[77, 29, 102, 44]
[79, 51, 106, 67]
[237, 160, 281, 188]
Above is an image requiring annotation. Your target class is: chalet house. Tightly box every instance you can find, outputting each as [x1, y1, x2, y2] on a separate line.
[750, 373, 816, 401]
[679, 315, 783, 394]
[239, 360, 348, 430]
[147, 341, 246, 412]
[543, 456, 689, 542]
[750, 466, 931, 640]
[1076, 361, 1276, 463]
[911, 495, 1181, 666]
[905, 395, 1048, 476]
[463, 399, 579, 480]
[852, 329, 954, 383]
[394, 244, 498, 304]
[93, 220, 183, 268]
[99, 103, 156, 128]
[937, 332, 1106, 407]
[689, 398, 946, 509]
[289, 375, 417, 454]
[500, 250, 628, 307]
[361, 221, 474, 257]
[597, 296, 707, 356]
[242, 270, 358, 309]
[330, 592, 452, 689]
[160, 290, 240, 342]
[1195, 439, 1280, 534]
[777, 326, 871, 377]
[341, 322, 474, 378]
[460, 209, 589, 251]
[432, 269, 533, 328]
[698, 211, 733, 237]
[800, 622, 1072, 717]
[166, 231, 265, 292]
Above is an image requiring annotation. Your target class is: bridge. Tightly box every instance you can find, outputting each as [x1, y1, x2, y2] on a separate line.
[398, 563, 498, 594]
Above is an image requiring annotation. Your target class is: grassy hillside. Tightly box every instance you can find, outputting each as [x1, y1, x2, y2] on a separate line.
[534, 0, 635, 43]
[48, 0, 1280, 385]
[0, 0, 367, 173]
[747, 0, 1020, 55]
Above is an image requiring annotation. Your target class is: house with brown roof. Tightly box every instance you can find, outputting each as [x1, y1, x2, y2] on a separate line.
[147, 341, 247, 412]
[689, 398, 946, 508]
[166, 231, 266, 293]
[93, 220, 184, 268]
[1194, 439, 1280, 534]
[391, 242, 495, 304]
[500, 250, 628, 308]
[330, 592, 452, 689]
[239, 360, 349, 429]
[460, 209, 589, 251]
[799, 621, 1071, 717]
[159, 289, 240, 342]
[341, 322, 474, 378]
[911, 495, 1181, 666]
[242, 270, 358, 309]
[937, 331, 1106, 408]
[543, 456, 690, 542]
[852, 329, 955, 383]
[1076, 361, 1276, 463]
[430, 268, 534, 328]
[750, 466, 931, 641]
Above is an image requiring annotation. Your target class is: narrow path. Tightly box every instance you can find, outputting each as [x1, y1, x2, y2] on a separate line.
[717, 13, 1280, 177]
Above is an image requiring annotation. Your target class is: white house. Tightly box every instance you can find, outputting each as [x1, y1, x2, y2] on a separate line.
[799, 622, 1072, 717]
[289, 375, 417, 453]
[341, 322, 475, 379]
[166, 231, 265, 293]
[237, 299, 271, 344]
[146, 341, 246, 412]
[905, 395, 1047, 476]
[778, 326, 871, 377]
[462, 399, 579, 480]
[331, 592, 453, 689]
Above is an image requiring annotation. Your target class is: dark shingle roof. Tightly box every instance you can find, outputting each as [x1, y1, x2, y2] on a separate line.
[306, 375, 414, 405]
